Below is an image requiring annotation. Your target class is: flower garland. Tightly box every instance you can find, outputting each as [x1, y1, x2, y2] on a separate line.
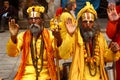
[27, 5, 45, 14]
[84, 33, 100, 76]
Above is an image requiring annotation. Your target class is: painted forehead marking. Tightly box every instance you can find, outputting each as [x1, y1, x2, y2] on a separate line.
[85, 12, 92, 20]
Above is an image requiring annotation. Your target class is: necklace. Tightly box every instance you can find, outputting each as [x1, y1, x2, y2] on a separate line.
[30, 35, 44, 80]
[84, 34, 100, 76]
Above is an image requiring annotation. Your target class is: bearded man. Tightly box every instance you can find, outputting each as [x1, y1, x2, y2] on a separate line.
[59, 2, 120, 80]
[6, 2, 62, 80]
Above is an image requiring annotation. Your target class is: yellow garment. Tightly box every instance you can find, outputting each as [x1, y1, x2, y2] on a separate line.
[58, 12, 77, 59]
[6, 29, 56, 80]
[50, 17, 59, 30]
[68, 31, 120, 80]
[77, 2, 97, 21]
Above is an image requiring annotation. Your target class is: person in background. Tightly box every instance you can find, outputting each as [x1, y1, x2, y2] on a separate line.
[66, 1, 77, 19]
[59, 2, 120, 80]
[6, 2, 62, 80]
[75, 0, 100, 15]
[0, 0, 18, 32]
[106, 0, 120, 80]
[50, 7, 63, 30]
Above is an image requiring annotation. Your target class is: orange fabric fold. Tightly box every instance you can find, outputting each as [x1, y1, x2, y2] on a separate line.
[42, 29, 57, 80]
[14, 29, 57, 80]
[14, 30, 31, 80]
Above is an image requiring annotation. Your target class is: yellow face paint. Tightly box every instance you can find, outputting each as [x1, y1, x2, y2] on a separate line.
[81, 12, 95, 23]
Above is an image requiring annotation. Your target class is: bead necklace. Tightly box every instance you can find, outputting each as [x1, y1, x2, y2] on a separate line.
[84, 33, 100, 76]
[30, 35, 44, 80]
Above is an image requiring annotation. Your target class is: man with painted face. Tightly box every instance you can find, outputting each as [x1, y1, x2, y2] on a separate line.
[59, 2, 120, 80]
[6, 2, 62, 80]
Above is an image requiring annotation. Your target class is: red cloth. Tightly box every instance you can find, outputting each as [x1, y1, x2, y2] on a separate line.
[106, 5, 120, 80]
[56, 7, 63, 16]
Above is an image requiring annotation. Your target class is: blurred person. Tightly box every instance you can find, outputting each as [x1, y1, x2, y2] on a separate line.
[66, 1, 77, 18]
[106, 0, 120, 80]
[6, 2, 62, 80]
[49, 2, 77, 79]
[57, 0, 77, 60]
[0, 0, 18, 32]
[59, 2, 120, 80]
[50, 7, 63, 30]
[75, 0, 100, 15]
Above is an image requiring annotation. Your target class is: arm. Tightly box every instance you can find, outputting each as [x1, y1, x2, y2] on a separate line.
[99, 33, 120, 62]
[106, 3, 120, 39]
[6, 19, 22, 57]
[6, 32, 24, 57]
[106, 21, 118, 39]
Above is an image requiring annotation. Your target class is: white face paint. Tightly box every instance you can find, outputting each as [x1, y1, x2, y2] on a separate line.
[82, 12, 94, 24]
[29, 11, 40, 18]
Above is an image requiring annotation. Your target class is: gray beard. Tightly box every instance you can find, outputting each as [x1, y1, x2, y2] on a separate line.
[29, 24, 43, 37]
[81, 27, 95, 42]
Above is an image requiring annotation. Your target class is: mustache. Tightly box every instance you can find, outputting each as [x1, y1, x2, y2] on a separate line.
[29, 24, 40, 28]
[29, 23, 43, 37]
[81, 27, 96, 42]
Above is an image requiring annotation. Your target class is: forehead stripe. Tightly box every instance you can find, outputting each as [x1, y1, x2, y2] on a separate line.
[89, 13, 92, 20]
[86, 12, 91, 19]
[31, 12, 37, 17]
[85, 13, 87, 20]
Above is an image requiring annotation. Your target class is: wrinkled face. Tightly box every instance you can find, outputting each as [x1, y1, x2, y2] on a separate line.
[28, 17, 42, 25]
[81, 12, 94, 30]
[81, 12, 96, 42]
[28, 16, 43, 36]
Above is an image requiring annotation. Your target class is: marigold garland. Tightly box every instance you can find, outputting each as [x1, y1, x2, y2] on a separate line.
[27, 6, 45, 14]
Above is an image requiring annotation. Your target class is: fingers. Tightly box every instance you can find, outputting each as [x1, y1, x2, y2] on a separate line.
[107, 3, 116, 13]
[110, 42, 120, 52]
[9, 19, 19, 28]
[66, 17, 72, 24]
[108, 3, 115, 9]
[9, 19, 15, 28]
[10, 19, 16, 25]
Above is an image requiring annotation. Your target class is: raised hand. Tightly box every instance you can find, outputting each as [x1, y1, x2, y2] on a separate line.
[9, 19, 19, 43]
[65, 17, 77, 36]
[9, 19, 19, 36]
[107, 3, 120, 21]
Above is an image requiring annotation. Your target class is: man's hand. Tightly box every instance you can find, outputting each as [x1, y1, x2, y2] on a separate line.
[107, 3, 120, 21]
[65, 17, 77, 36]
[109, 42, 120, 53]
[9, 19, 19, 43]
[52, 28, 62, 47]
